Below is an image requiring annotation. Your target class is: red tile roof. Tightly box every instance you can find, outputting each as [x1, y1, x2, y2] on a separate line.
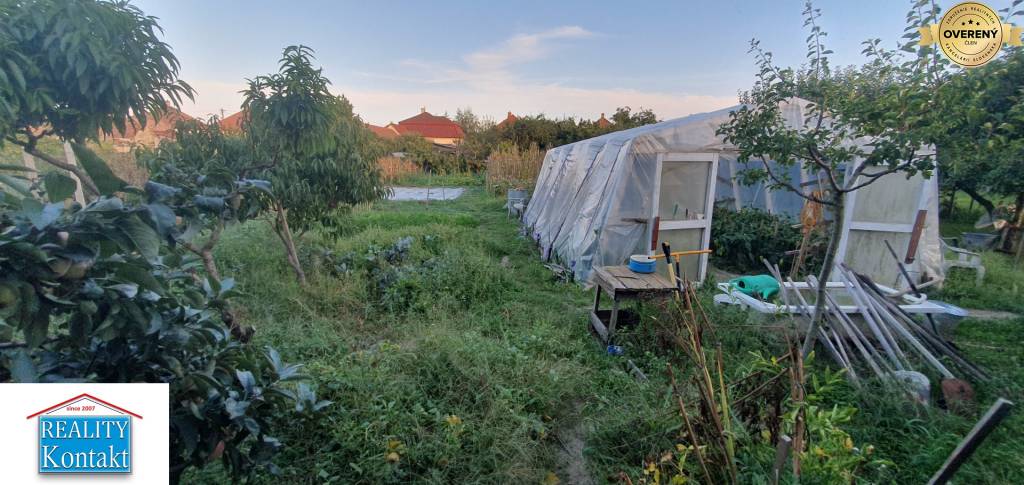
[112, 106, 194, 140]
[496, 111, 518, 129]
[366, 123, 399, 139]
[597, 112, 611, 128]
[395, 110, 465, 139]
[219, 110, 247, 133]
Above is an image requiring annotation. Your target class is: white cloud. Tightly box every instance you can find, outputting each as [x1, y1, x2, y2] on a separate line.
[463, 25, 594, 72]
[176, 26, 738, 126]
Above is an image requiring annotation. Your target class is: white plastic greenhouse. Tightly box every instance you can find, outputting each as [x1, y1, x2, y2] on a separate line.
[522, 98, 942, 289]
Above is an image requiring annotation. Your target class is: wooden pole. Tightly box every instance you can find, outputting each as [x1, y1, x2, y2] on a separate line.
[928, 398, 1014, 485]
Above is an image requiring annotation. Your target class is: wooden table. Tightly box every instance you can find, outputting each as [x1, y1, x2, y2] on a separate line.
[590, 265, 677, 343]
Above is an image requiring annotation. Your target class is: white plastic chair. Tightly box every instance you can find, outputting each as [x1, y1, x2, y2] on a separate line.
[507, 189, 528, 219]
[941, 237, 986, 285]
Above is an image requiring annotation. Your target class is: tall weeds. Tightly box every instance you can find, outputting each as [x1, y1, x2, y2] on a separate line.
[484, 142, 543, 194]
[377, 156, 421, 183]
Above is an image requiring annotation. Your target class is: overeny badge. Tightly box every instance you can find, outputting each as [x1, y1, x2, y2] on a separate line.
[919, 2, 1022, 68]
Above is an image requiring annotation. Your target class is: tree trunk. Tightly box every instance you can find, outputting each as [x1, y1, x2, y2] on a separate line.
[273, 202, 307, 286]
[182, 221, 252, 341]
[800, 192, 844, 359]
[960, 186, 995, 220]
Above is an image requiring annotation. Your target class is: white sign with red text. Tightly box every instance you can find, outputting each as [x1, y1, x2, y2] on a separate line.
[0, 383, 168, 483]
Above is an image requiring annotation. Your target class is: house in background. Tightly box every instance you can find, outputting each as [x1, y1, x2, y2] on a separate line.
[496, 111, 518, 129]
[366, 123, 399, 140]
[384, 108, 465, 146]
[106, 106, 194, 152]
[596, 113, 611, 128]
[219, 110, 247, 134]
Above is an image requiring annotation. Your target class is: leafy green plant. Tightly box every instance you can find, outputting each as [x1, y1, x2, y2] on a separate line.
[716, 1, 941, 357]
[710, 206, 825, 275]
[241, 45, 386, 285]
[0, 184, 325, 482]
[936, 0, 1024, 221]
[0, 5, 324, 479]
[0, 0, 193, 197]
[136, 120, 270, 282]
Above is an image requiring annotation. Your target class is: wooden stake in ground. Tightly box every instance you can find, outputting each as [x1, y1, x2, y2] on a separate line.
[928, 398, 1014, 485]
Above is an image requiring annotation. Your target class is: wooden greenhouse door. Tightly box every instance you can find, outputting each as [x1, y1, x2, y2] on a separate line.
[650, 152, 719, 284]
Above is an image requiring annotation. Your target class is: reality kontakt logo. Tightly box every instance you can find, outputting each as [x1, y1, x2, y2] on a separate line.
[25, 393, 141, 474]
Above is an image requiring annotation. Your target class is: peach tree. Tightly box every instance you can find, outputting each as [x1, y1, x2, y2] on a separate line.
[241, 46, 386, 285]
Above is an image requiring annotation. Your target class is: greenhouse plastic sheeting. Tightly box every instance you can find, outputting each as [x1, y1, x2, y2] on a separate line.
[523, 98, 943, 287]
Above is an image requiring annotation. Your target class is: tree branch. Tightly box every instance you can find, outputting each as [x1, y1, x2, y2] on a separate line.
[841, 156, 920, 194]
[6, 134, 101, 197]
[760, 156, 835, 206]
[804, 144, 841, 193]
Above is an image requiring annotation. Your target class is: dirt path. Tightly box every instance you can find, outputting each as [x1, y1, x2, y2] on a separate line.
[554, 402, 595, 485]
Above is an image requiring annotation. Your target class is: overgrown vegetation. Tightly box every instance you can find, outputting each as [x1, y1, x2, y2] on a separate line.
[484, 142, 544, 194]
[4, 1, 1024, 483]
[173, 189, 1024, 484]
[187, 191, 603, 482]
[710, 206, 825, 275]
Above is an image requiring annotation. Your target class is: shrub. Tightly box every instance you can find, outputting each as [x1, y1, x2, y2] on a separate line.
[711, 206, 824, 275]
[0, 184, 325, 483]
[318, 235, 513, 313]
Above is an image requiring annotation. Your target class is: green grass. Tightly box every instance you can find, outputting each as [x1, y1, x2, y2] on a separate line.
[933, 192, 1024, 313]
[192, 190, 642, 483]
[184, 188, 1024, 484]
[932, 252, 1024, 313]
[836, 317, 1024, 484]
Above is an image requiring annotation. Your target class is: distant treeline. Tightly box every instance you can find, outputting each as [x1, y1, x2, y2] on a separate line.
[370, 106, 659, 174]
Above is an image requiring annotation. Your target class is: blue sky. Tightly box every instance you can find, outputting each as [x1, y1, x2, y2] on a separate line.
[135, 0, 1015, 125]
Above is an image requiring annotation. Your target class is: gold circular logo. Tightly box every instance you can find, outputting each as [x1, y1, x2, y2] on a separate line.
[938, 2, 1004, 67]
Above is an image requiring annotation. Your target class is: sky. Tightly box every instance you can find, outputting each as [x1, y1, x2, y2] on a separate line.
[134, 0, 1016, 126]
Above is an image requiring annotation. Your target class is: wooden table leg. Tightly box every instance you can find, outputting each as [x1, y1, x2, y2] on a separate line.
[589, 286, 609, 342]
[607, 297, 621, 343]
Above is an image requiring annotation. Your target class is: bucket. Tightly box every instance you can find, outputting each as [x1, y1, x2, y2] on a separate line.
[507, 189, 528, 206]
[628, 255, 656, 274]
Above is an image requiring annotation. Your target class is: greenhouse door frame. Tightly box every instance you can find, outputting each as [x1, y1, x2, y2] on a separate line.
[833, 159, 932, 287]
[650, 152, 719, 284]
